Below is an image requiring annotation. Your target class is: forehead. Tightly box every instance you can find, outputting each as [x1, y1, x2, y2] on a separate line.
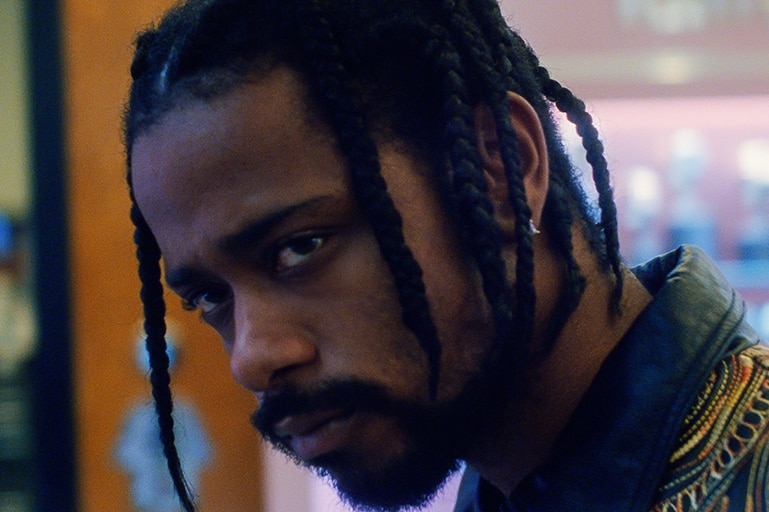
[131, 66, 311, 194]
[129, 66, 348, 263]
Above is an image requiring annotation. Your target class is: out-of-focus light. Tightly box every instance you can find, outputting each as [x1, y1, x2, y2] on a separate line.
[652, 52, 697, 85]
[614, 0, 769, 34]
[628, 166, 662, 212]
[645, 0, 708, 34]
[739, 138, 769, 185]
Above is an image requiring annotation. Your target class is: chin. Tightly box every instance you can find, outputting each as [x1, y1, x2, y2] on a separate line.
[312, 446, 462, 512]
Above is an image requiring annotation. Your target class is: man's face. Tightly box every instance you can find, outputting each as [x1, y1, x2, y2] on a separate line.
[131, 66, 498, 510]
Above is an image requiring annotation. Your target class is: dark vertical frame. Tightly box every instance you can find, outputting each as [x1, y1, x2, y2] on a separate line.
[26, 0, 77, 510]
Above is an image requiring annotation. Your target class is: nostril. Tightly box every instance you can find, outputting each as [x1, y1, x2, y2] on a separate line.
[228, 323, 318, 393]
[269, 362, 308, 387]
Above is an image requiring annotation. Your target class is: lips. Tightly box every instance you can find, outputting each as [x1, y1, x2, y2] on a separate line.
[273, 407, 355, 461]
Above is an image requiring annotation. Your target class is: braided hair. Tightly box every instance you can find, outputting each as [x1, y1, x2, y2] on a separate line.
[124, 1, 623, 508]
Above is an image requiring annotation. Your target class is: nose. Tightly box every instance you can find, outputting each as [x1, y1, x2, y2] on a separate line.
[228, 290, 318, 393]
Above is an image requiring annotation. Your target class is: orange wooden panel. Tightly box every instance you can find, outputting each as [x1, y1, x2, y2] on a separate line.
[62, 1, 265, 510]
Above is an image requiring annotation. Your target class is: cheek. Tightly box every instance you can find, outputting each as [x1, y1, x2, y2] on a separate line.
[382, 181, 495, 398]
[308, 230, 431, 395]
[404, 220, 495, 399]
[431, 273, 495, 400]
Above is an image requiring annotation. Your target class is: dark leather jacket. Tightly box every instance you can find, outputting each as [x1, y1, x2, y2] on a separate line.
[455, 246, 767, 511]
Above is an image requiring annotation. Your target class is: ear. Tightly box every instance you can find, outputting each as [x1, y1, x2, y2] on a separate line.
[474, 92, 549, 238]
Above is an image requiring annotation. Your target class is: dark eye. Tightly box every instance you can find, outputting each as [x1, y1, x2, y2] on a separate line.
[182, 288, 230, 315]
[274, 235, 326, 273]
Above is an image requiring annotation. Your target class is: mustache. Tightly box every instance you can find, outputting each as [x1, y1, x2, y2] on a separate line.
[251, 375, 488, 460]
[252, 378, 418, 443]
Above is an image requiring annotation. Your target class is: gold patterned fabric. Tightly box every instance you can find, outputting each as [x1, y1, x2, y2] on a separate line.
[652, 345, 769, 512]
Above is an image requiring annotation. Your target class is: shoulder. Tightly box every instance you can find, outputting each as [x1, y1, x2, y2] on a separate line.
[651, 344, 769, 511]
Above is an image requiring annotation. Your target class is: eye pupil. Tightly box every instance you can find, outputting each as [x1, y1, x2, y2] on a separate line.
[294, 237, 321, 254]
[276, 235, 325, 271]
[194, 290, 225, 314]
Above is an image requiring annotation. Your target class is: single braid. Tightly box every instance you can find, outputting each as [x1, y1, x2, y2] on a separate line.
[128, 197, 196, 512]
[539, 178, 587, 350]
[535, 69, 624, 312]
[128, 22, 199, 507]
[296, 0, 443, 398]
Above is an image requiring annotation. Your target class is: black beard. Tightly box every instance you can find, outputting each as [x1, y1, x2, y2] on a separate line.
[253, 379, 460, 510]
[252, 354, 515, 511]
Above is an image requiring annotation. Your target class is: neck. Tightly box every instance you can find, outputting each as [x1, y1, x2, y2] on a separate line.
[465, 233, 653, 495]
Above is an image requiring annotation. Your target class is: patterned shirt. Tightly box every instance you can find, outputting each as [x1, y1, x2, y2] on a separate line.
[652, 345, 769, 511]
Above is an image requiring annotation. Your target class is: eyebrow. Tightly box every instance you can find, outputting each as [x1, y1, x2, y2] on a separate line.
[164, 195, 333, 290]
[220, 195, 333, 252]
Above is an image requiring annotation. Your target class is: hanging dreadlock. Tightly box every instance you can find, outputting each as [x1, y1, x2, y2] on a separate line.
[123, 1, 623, 509]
